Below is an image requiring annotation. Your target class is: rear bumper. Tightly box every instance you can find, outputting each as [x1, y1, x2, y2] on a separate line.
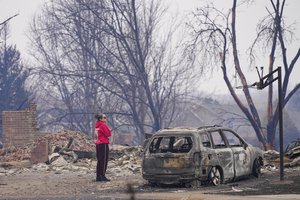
[142, 173, 199, 184]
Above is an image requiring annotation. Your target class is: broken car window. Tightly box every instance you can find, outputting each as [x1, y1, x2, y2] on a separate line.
[201, 133, 212, 148]
[210, 131, 226, 149]
[149, 136, 193, 154]
[222, 130, 243, 147]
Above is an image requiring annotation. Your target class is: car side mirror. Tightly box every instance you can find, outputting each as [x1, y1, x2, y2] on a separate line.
[243, 143, 248, 150]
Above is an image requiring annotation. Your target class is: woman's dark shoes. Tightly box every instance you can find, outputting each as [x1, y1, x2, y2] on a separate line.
[101, 176, 110, 181]
[96, 176, 110, 182]
[96, 176, 101, 182]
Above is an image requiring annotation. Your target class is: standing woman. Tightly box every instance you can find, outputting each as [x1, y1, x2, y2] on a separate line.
[94, 113, 111, 182]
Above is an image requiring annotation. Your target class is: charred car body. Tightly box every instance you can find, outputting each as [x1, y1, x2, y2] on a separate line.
[142, 125, 263, 186]
[285, 139, 300, 159]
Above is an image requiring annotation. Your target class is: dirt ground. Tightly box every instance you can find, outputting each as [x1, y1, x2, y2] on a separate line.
[1, 165, 300, 200]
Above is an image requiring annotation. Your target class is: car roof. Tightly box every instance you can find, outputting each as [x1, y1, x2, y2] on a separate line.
[155, 125, 223, 135]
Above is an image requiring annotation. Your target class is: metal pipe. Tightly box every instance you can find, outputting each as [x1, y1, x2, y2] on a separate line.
[278, 67, 284, 181]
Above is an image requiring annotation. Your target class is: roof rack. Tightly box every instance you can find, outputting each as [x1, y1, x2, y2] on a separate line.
[164, 127, 196, 130]
[197, 125, 222, 130]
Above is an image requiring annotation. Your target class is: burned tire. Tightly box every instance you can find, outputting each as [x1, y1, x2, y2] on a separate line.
[252, 158, 263, 178]
[209, 166, 222, 186]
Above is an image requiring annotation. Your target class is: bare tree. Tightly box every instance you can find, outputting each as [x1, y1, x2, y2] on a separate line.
[29, 0, 194, 143]
[188, 0, 299, 150]
[0, 14, 18, 27]
[82, 0, 194, 142]
[29, 0, 113, 135]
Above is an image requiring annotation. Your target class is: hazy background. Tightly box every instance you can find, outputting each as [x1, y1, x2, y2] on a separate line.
[0, 0, 299, 149]
[1, 0, 299, 95]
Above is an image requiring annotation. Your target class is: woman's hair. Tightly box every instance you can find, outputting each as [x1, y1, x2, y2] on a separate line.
[95, 113, 104, 120]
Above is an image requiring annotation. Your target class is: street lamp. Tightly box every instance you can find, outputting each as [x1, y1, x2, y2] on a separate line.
[254, 66, 284, 181]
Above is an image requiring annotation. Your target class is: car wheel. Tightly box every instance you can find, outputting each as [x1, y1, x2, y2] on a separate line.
[252, 158, 263, 178]
[209, 166, 222, 186]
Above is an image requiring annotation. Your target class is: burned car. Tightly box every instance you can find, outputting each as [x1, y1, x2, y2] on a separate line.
[285, 139, 300, 159]
[142, 125, 263, 186]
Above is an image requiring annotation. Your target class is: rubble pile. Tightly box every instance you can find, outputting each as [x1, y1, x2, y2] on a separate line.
[0, 145, 32, 162]
[0, 130, 143, 177]
[39, 130, 95, 152]
[263, 150, 300, 172]
[108, 145, 143, 176]
[0, 130, 95, 162]
[263, 139, 300, 169]
[0, 145, 143, 178]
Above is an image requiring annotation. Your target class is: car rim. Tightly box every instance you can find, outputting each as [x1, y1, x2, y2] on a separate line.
[210, 167, 221, 186]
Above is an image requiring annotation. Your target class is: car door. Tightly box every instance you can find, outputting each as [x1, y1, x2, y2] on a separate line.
[222, 130, 252, 177]
[209, 131, 235, 180]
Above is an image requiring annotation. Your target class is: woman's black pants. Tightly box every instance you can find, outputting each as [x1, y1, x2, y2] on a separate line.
[96, 143, 109, 177]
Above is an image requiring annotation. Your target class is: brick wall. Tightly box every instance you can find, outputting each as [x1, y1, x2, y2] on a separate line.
[2, 103, 39, 148]
[31, 139, 49, 164]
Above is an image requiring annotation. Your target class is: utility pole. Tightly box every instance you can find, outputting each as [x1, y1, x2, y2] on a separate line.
[255, 66, 284, 181]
